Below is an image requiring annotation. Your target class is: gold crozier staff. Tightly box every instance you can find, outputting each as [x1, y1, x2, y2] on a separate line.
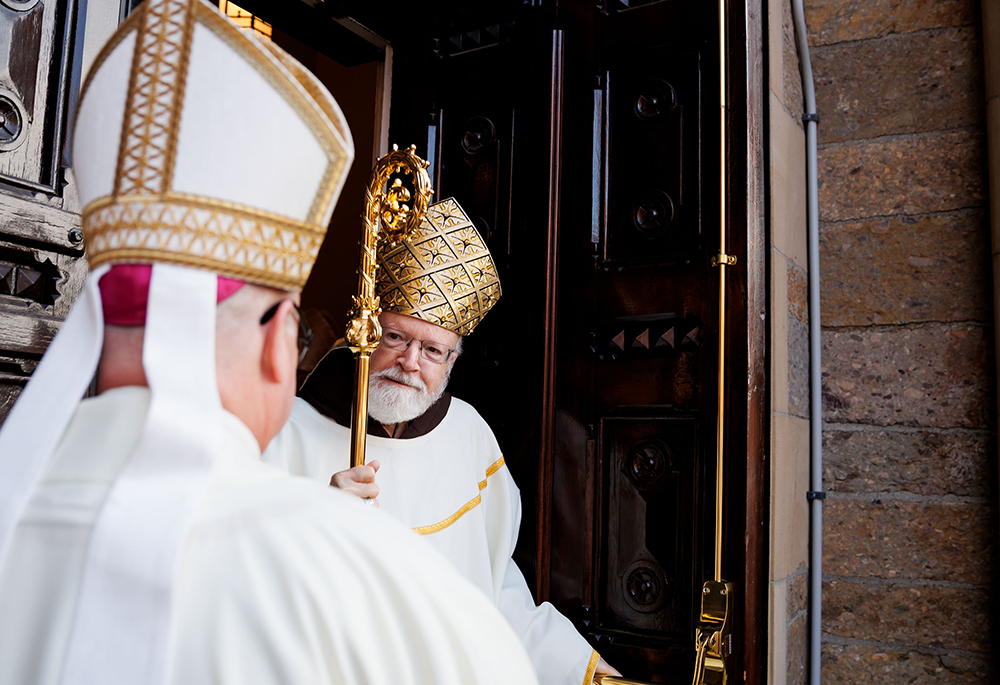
[346, 145, 433, 468]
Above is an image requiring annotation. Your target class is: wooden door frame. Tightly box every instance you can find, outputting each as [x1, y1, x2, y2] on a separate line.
[536, 26, 565, 602]
[731, 0, 768, 680]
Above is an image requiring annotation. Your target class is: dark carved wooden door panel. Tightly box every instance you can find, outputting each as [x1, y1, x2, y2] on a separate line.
[0, 0, 87, 422]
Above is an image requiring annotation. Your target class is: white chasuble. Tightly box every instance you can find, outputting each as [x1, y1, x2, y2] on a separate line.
[264, 396, 601, 685]
[0, 387, 538, 685]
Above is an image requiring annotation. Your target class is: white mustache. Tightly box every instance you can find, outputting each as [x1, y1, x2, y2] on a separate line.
[370, 367, 427, 393]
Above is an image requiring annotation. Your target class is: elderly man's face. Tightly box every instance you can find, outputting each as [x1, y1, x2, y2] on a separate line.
[370, 311, 460, 398]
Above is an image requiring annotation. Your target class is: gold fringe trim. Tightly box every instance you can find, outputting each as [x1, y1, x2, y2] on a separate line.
[413, 457, 505, 536]
[82, 196, 327, 291]
[583, 650, 600, 685]
[83, 192, 329, 235]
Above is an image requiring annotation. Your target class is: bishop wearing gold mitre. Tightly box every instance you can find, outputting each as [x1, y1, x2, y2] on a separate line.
[0, 2, 539, 684]
[264, 201, 621, 685]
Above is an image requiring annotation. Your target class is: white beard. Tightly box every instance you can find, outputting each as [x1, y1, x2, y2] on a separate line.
[367, 366, 449, 425]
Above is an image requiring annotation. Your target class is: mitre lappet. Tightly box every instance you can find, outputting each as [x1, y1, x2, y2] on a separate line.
[375, 198, 501, 335]
[0, 0, 352, 682]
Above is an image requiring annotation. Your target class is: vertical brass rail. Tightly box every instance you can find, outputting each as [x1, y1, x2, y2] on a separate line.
[347, 145, 432, 468]
[691, 0, 735, 682]
[714, 0, 729, 586]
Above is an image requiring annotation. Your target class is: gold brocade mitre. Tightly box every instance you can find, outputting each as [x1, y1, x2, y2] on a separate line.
[376, 199, 501, 335]
[73, 0, 353, 290]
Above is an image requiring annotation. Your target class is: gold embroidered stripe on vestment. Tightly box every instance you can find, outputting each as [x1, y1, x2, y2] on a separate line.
[413, 457, 505, 536]
[582, 650, 600, 685]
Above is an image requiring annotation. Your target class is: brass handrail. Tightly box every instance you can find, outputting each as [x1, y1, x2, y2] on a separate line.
[712, 0, 731, 591]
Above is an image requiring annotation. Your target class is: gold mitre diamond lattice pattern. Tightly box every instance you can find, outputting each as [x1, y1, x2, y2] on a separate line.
[376, 199, 501, 336]
[77, 0, 351, 291]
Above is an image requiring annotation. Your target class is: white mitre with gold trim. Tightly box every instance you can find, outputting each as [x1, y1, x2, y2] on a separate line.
[0, 2, 353, 684]
[76, 0, 351, 289]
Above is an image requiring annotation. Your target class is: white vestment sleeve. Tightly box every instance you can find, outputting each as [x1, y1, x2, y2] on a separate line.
[491, 469, 599, 685]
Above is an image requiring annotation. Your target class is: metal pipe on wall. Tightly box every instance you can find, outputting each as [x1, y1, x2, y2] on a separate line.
[788, 1, 822, 683]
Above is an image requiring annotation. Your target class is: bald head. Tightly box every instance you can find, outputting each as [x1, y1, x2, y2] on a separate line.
[98, 283, 303, 452]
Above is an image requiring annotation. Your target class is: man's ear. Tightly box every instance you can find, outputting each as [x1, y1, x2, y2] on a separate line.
[260, 299, 297, 385]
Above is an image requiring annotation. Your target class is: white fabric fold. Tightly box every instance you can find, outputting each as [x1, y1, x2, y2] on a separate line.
[60, 264, 222, 685]
[0, 265, 109, 579]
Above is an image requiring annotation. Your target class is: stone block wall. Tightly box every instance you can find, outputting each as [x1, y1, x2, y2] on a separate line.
[803, 0, 998, 681]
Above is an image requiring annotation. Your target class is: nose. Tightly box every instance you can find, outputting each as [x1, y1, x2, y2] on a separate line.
[396, 341, 422, 372]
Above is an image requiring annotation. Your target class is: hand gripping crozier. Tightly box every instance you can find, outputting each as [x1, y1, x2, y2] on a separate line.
[0, 2, 539, 684]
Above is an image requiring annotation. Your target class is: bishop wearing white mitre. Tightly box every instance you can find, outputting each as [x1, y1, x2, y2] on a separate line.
[263, 201, 621, 685]
[0, 2, 539, 684]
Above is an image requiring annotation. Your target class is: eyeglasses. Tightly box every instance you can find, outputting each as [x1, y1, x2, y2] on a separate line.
[379, 326, 455, 365]
[260, 300, 313, 365]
